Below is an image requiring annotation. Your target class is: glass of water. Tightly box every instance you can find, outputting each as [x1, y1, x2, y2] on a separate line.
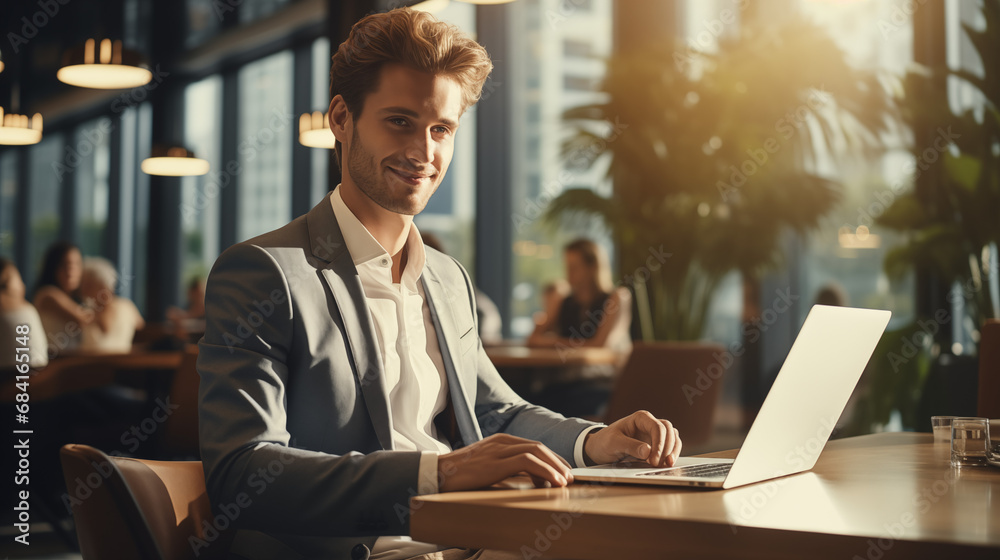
[951, 417, 990, 467]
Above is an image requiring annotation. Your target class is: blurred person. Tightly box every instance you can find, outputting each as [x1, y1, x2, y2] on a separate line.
[32, 241, 92, 356]
[166, 276, 208, 341]
[78, 257, 145, 354]
[0, 258, 48, 369]
[527, 238, 630, 352]
[167, 276, 207, 321]
[815, 282, 849, 307]
[198, 9, 679, 560]
[532, 279, 570, 332]
[527, 239, 632, 417]
[420, 232, 503, 344]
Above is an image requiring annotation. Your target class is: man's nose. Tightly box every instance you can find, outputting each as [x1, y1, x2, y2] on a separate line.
[406, 131, 434, 165]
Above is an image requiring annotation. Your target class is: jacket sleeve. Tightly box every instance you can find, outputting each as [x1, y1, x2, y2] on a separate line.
[446, 257, 599, 466]
[197, 242, 422, 537]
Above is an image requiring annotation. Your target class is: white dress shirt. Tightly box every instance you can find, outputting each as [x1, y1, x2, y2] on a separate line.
[330, 188, 449, 559]
[330, 187, 602, 559]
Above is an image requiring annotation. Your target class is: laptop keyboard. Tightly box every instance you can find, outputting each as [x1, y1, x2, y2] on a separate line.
[636, 462, 732, 479]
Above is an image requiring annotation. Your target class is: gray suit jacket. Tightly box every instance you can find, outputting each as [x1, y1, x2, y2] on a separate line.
[197, 195, 597, 559]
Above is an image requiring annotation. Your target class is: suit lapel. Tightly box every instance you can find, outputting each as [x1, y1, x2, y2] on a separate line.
[421, 265, 483, 445]
[306, 197, 394, 451]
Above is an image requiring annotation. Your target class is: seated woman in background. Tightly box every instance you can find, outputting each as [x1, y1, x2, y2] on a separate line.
[527, 238, 631, 417]
[32, 241, 92, 357]
[0, 258, 49, 369]
[78, 257, 145, 354]
[528, 238, 630, 352]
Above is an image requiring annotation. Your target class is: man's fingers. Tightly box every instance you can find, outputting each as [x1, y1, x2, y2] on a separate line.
[495, 442, 573, 479]
[505, 454, 569, 487]
[656, 419, 677, 466]
[669, 427, 683, 466]
[630, 412, 670, 466]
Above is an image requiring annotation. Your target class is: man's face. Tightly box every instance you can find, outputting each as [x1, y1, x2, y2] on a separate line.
[336, 63, 463, 216]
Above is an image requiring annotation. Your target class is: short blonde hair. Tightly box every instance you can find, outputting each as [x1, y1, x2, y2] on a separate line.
[330, 7, 493, 165]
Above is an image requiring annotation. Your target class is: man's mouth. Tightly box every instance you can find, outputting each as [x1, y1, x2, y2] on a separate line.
[388, 166, 435, 185]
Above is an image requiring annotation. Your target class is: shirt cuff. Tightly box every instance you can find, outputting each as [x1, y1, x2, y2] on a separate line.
[573, 425, 606, 468]
[417, 451, 440, 495]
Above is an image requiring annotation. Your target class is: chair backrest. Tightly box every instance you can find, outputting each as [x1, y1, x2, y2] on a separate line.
[160, 344, 201, 458]
[60, 444, 233, 560]
[978, 319, 1000, 418]
[603, 341, 726, 446]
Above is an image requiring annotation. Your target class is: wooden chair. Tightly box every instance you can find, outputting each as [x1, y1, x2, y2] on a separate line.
[603, 341, 727, 446]
[978, 319, 1000, 418]
[60, 444, 233, 560]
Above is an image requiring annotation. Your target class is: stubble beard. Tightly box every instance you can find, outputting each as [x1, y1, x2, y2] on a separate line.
[347, 126, 438, 216]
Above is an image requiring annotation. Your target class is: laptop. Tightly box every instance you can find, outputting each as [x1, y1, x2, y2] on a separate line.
[571, 304, 891, 489]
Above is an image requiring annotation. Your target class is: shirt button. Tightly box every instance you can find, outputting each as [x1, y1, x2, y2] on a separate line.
[380, 257, 390, 267]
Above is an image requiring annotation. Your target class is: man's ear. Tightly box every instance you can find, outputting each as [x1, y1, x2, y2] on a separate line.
[329, 95, 351, 143]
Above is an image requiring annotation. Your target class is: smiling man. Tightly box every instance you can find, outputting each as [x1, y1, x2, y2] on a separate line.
[197, 8, 681, 560]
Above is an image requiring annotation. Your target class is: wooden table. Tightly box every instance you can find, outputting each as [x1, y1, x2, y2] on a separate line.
[410, 433, 1000, 559]
[0, 351, 184, 402]
[485, 346, 623, 369]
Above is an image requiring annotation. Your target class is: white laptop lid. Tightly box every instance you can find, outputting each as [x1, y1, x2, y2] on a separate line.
[723, 305, 890, 489]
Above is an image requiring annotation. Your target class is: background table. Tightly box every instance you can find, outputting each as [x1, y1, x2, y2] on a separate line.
[411, 433, 1000, 559]
[485, 346, 624, 405]
[485, 346, 623, 369]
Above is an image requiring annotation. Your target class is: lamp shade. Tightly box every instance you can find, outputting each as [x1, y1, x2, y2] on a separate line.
[141, 146, 210, 176]
[298, 111, 337, 149]
[0, 108, 42, 146]
[57, 38, 152, 89]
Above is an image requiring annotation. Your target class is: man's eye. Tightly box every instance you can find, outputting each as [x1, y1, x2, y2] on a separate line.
[432, 126, 451, 135]
[389, 118, 408, 126]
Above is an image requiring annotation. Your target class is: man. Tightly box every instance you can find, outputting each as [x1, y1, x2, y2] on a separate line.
[198, 8, 681, 560]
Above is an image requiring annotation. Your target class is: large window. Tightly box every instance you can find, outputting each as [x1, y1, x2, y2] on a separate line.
[73, 117, 112, 257]
[0, 151, 16, 258]
[310, 37, 332, 207]
[506, 0, 615, 337]
[237, 50, 294, 241]
[793, 0, 916, 333]
[181, 75, 223, 297]
[28, 135, 64, 290]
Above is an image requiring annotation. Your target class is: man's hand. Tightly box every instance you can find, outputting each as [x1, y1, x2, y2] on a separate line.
[437, 434, 575, 492]
[583, 411, 682, 467]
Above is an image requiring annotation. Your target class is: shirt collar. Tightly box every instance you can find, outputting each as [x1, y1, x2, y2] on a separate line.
[330, 185, 426, 291]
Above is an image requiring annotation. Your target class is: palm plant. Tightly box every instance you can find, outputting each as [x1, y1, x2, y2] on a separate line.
[877, 0, 1000, 329]
[546, 17, 893, 340]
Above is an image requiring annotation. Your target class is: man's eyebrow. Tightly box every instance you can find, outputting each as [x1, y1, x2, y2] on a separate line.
[378, 106, 458, 128]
